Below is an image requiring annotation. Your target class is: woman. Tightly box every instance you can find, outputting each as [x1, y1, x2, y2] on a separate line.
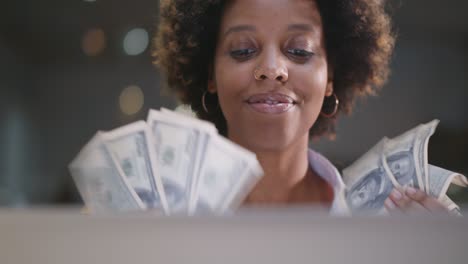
[153, 0, 449, 214]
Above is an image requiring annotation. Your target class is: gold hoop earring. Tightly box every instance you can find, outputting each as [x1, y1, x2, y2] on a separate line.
[202, 90, 219, 113]
[202, 90, 210, 113]
[320, 93, 339, 118]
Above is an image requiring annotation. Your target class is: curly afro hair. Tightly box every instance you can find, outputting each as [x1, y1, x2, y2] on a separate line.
[153, 0, 395, 139]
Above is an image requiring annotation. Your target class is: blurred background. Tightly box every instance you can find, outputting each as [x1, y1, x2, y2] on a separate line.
[0, 0, 467, 207]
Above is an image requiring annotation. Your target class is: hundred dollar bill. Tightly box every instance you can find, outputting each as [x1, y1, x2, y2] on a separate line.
[190, 135, 263, 214]
[147, 109, 217, 213]
[427, 164, 468, 200]
[440, 194, 462, 216]
[343, 138, 397, 212]
[382, 122, 434, 191]
[159, 108, 219, 207]
[99, 121, 168, 213]
[383, 122, 430, 190]
[414, 120, 439, 192]
[69, 134, 145, 213]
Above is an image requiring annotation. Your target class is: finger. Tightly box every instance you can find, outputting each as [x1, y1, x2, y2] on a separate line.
[402, 199, 428, 215]
[384, 198, 401, 215]
[402, 187, 432, 214]
[389, 188, 409, 208]
[384, 198, 396, 211]
[405, 187, 448, 213]
[389, 188, 426, 214]
[404, 187, 426, 202]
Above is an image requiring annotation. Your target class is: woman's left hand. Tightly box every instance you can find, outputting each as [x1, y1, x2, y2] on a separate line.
[384, 187, 450, 215]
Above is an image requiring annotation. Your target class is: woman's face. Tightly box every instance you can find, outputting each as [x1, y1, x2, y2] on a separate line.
[211, 0, 332, 151]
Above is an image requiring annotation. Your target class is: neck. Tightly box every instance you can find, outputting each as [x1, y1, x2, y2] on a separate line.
[231, 134, 311, 204]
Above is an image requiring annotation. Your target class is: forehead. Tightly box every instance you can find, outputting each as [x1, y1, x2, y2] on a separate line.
[220, 0, 323, 32]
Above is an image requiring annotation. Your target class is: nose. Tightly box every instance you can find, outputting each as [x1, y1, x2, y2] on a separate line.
[255, 47, 288, 83]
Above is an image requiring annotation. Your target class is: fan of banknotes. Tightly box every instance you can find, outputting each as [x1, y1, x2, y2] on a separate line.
[69, 108, 264, 215]
[70, 109, 467, 215]
[343, 120, 468, 214]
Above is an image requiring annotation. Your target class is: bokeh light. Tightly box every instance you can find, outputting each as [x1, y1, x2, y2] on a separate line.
[81, 28, 106, 57]
[119, 85, 144, 115]
[123, 28, 149, 56]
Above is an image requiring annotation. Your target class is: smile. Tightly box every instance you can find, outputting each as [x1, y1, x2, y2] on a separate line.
[245, 93, 297, 114]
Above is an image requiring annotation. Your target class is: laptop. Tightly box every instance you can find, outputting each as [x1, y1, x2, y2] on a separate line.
[1, 207, 466, 264]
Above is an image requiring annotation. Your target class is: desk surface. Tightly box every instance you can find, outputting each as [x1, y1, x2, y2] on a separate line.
[1, 208, 466, 264]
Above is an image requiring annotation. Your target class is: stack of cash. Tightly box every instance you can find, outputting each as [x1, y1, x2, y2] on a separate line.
[69, 108, 264, 215]
[343, 120, 468, 214]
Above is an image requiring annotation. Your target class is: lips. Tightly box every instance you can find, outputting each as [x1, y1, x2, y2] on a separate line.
[245, 93, 297, 114]
[246, 93, 296, 104]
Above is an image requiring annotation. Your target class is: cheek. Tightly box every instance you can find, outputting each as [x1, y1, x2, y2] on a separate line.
[214, 58, 252, 112]
[294, 62, 328, 115]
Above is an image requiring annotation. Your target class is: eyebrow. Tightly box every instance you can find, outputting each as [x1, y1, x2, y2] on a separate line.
[287, 24, 315, 32]
[223, 25, 256, 38]
[222, 23, 315, 38]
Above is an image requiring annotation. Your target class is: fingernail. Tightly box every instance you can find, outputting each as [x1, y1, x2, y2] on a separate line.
[384, 198, 396, 209]
[406, 187, 417, 195]
[391, 189, 402, 200]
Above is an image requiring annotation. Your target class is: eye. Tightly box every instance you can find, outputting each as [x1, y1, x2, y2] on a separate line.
[230, 48, 256, 61]
[286, 48, 314, 62]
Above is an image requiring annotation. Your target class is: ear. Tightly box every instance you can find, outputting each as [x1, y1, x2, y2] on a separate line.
[207, 79, 217, 93]
[325, 80, 333, 97]
[325, 65, 334, 97]
[207, 65, 217, 93]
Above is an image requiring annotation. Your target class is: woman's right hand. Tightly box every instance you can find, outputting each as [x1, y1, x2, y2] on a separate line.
[384, 187, 451, 215]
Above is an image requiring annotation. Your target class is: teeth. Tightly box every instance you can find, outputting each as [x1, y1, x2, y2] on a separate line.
[247, 93, 295, 105]
[251, 100, 287, 104]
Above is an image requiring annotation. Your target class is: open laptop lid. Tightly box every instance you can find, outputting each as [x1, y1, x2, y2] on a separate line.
[1, 208, 466, 264]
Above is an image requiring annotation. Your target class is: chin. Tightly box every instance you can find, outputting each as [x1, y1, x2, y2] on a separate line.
[231, 121, 304, 153]
[225, 105, 316, 153]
